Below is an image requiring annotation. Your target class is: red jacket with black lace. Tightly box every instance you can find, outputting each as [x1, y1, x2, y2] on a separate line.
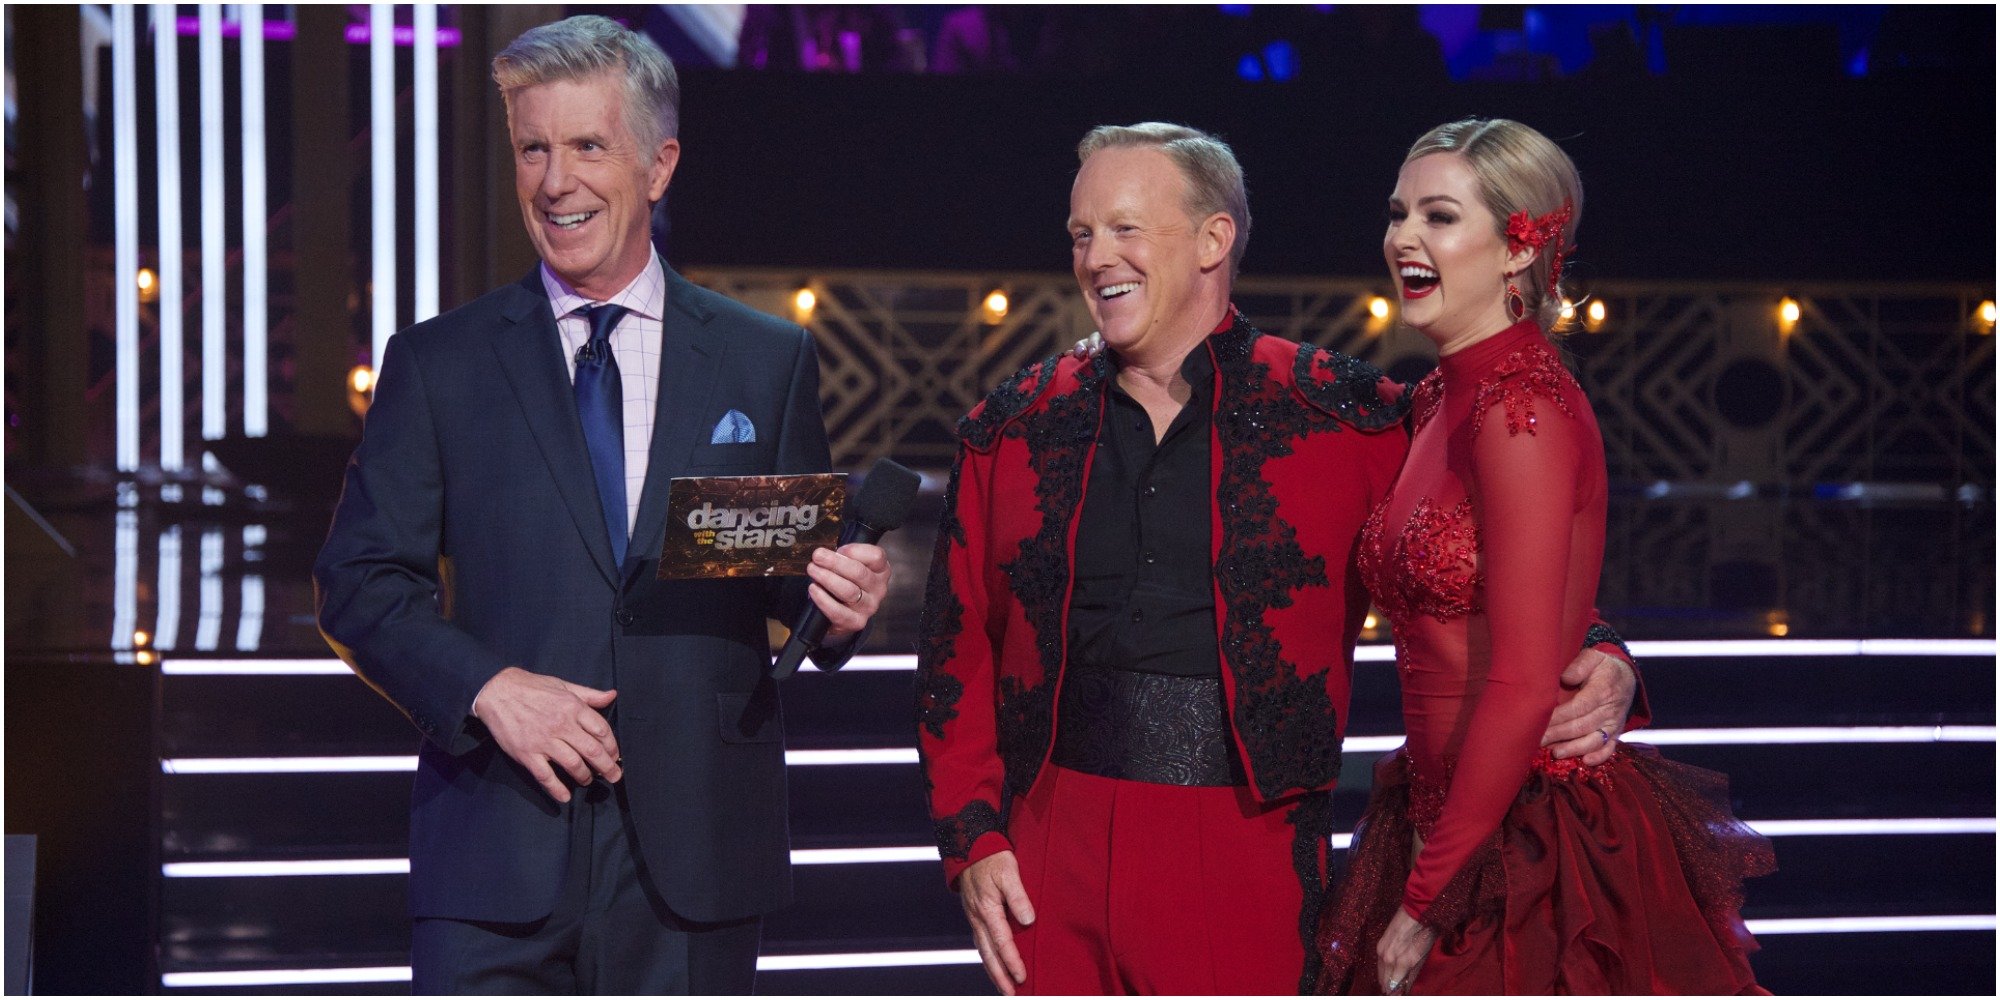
[915, 313, 1419, 885]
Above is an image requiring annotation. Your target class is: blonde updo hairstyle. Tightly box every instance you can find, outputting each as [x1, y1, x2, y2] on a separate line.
[1403, 119, 1582, 332]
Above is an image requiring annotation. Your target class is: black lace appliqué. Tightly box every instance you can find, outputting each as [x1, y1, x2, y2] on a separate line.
[995, 353, 1108, 796]
[1210, 317, 1348, 798]
[1293, 345, 1410, 431]
[1287, 791, 1335, 994]
[916, 451, 970, 741]
[1585, 621, 1633, 662]
[933, 800, 1003, 862]
[958, 357, 1058, 452]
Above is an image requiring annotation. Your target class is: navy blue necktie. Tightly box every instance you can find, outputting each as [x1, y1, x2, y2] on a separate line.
[575, 303, 630, 567]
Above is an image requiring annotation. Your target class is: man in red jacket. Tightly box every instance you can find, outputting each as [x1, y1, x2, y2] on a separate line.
[914, 123, 1640, 995]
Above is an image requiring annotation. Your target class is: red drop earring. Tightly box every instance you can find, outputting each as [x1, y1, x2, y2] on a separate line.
[1505, 276, 1527, 322]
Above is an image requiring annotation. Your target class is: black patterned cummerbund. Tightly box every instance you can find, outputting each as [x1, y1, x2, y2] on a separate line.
[1050, 661, 1248, 787]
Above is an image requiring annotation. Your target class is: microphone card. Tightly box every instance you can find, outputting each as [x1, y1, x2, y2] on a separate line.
[658, 473, 846, 579]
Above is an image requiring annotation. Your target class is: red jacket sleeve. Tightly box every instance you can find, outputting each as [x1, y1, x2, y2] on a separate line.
[915, 442, 1013, 888]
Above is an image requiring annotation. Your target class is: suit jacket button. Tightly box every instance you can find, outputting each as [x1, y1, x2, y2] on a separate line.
[615, 610, 635, 627]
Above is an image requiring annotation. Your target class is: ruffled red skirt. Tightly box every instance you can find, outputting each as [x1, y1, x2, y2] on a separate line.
[1315, 745, 1774, 995]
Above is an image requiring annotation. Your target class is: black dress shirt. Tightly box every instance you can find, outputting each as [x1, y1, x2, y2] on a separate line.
[1067, 344, 1220, 678]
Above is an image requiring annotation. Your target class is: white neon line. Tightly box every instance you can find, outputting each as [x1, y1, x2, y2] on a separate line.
[114, 6, 140, 471]
[1636, 726, 1994, 746]
[155, 4, 185, 470]
[194, 529, 224, 651]
[370, 3, 396, 364]
[198, 5, 225, 443]
[1625, 639, 1996, 658]
[841, 654, 922, 671]
[155, 525, 182, 650]
[1745, 915, 1996, 935]
[161, 658, 351, 675]
[163, 756, 416, 774]
[1749, 818, 1995, 837]
[412, 4, 439, 322]
[240, 3, 267, 437]
[791, 846, 940, 865]
[162, 967, 412, 988]
[785, 748, 919, 766]
[164, 858, 409, 877]
[757, 949, 982, 971]
[159, 720, 1999, 777]
[161, 912, 2000, 988]
[1353, 644, 1396, 662]
[236, 575, 265, 652]
[112, 510, 139, 650]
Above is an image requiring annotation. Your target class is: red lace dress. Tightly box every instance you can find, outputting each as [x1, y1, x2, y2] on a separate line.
[1315, 321, 1773, 995]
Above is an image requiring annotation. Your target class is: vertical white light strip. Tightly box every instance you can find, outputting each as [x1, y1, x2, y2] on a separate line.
[370, 4, 397, 363]
[198, 5, 225, 444]
[237, 524, 266, 651]
[113, 7, 140, 471]
[413, 5, 439, 321]
[155, 525, 183, 651]
[155, 5, 186, 471]
[240, 4, 268, 437]
[195, 528, 224, 650]
[111, 509, 139, 651]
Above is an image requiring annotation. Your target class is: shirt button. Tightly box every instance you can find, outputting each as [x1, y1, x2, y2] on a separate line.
[1143, 485, 1158, 497]
[1130, 609, 1145, 623]
[615, 610, 635, 627]
[1144, 551, 1157, 564]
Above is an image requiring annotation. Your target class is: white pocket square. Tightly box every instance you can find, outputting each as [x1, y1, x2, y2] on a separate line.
[711, 410, 756, 444]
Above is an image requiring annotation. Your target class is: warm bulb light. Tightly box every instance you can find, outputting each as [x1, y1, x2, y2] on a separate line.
[137, 267, 159, 303]
[1979, 300, 1996, 325]
[133, 629, 151, 647]
[1586, 300, 1606, 324]
[984, 290, 1010, 317]
[349, 365, 375, 394]
[1779, 298, 1802, 326]
[793, 288, 816, 313]
[1768, 622, 1790, 637]
[1363, 612, 1378, 630]
[1368, 296, 1390, 320]
[136, 650, 157, 666]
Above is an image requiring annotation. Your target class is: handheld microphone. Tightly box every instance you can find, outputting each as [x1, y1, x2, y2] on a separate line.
[770, 458, 921, 680]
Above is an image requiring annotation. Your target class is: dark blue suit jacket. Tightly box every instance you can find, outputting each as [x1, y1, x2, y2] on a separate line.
[315, 266, 833, 924]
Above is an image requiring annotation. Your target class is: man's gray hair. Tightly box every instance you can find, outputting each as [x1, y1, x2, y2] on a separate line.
[493, 15, 680, 152]
[1077, 122, 1251, 276]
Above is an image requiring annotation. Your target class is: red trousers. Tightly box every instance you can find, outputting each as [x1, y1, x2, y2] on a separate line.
[1007, 765, 1323, 995]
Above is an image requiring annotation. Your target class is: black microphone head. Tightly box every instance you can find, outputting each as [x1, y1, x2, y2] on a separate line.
[849, 458, 921, 532]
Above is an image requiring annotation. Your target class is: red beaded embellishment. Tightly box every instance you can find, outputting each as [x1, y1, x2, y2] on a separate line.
[1468, 345, 1580, 438]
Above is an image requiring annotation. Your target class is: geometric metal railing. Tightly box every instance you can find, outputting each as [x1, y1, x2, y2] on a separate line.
[688, 268, 1995, 487]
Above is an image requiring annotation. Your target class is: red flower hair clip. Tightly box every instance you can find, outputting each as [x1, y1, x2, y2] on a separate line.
[1506, 200, 1574, 296]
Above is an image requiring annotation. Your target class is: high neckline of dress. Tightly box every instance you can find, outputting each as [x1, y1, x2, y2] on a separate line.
[1437, 319, 1547, 384]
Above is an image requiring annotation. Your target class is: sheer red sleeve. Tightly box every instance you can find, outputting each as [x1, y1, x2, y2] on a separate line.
[1401, 398, 1585, 921]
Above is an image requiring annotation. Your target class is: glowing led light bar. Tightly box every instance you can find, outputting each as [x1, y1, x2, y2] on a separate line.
[165, 858, 409, 877]
[785, 748, 918, 766]
[160, 658, 351, 675]
[195, 529, 224, 651]
[241, 3, 268, 437]
[112, 510, 139, 651]
[791, 846, 940, 865]
[155, 526, 182, 650]
[236, 574, 265, 652]
[413, 5, 439, 322]
[758, 949, 982, 971]
[162, 967, 412, 989]
[114, 6, 140, 470]
[155, 6, 185, 470]
[198, 5, 226, 444]
[370, 3, 396, 364]
[1626, 638, 1995, 658]
[163, 756, 416, 774]
[1637, 726, 1993, 746]
[1745, 915, 1996, 935]
[1748, 818, 1994, 837]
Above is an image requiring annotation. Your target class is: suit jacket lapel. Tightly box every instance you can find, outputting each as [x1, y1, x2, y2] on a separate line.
[626, 268, 723, 581]
[488, 271, 621, 586]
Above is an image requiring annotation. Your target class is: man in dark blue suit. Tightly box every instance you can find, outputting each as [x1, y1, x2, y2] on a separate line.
[313, 15, 890, 994]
